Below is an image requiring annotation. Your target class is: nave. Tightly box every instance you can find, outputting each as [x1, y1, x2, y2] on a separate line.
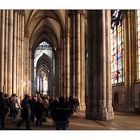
[1, 10, 140, 128]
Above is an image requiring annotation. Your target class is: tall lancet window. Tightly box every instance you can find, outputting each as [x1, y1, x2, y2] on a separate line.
[111, 10, 124, 84]
[137, 10, 140, 79]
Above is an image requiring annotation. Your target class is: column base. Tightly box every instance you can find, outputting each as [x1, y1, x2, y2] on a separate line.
[106, 107, 114, 120]
[79, 104, 86, 111]
[86, 107, 114, 120]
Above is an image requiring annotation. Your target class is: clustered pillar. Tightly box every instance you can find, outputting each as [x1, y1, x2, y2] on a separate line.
[124, 11, 135, 111]
[55, 10, 86, 110]
[57, 10, 86, 110]
[72, 11, 86, 110]
[0, 10, 5, 93]
[0, 10, 25, 98]
[86, 10, 114, 120]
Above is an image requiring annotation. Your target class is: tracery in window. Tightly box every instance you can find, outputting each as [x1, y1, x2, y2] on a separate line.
[111, 10, 124, 84]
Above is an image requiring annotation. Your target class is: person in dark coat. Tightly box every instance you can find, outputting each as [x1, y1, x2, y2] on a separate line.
[0, 91, 8, 129]
[16, 94, 31, 130]
[54, 96, 70, 130]
[29, 96, 37, 123]
[35, 97, 45, 126]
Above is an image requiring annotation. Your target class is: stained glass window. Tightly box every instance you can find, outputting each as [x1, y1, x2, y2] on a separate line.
[137, 10, 140, 79]
[111, 10, 124, 84]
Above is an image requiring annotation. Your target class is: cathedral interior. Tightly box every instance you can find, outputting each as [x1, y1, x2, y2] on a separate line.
[0, 10, 140, 129]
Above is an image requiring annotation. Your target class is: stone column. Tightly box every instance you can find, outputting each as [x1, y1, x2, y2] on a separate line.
[64, 13, 70, 98]
[20, 15, 24, 99]
[19, 14, 22, 97]
[56, 51, 58, 96]
[104, 10, 114, 119]
[13, 11, 17, 94]
[42, 77, 43, 95]
[29, 47, 32, 96]
[4, 10, 9, 94]
[67, 14, 71, 98]
[57, 47, 60, 96]
[70, 11, 76, 98]
[57, 49, 60, 96]
[37, 75, 39, 92]
[80, 11, 86, 110]
[35, 69, 38, 93]
[124, 11, 128, 111]
[75, 11, 81, 102]
[66, 32, 70, 97]
[60, 35, 64, 96]
[130, 11, 136, 110]
[124, 11, 135, 111]
[0, 10, 5, 92]
[86, 10, 114, 120]
[7, 10, 13, 96]
[39, 77, 42, 94]
[18, 14, 21, 96]
[16, 13, 20, 96]
[85, 11, 95, 118]
[99, 10, 114, 120]
[38, 76, 40, 93]
[63, 34, 67, 97]
[23, 31, 29, 96]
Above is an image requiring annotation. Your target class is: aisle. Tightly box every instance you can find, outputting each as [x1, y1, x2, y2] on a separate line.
[3, 111, 140, 130]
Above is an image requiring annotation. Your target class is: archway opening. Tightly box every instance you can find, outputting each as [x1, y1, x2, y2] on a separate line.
[33, 41, 55, 96]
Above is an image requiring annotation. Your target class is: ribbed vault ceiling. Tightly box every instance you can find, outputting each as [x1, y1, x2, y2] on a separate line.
[24, 10, 66, 51]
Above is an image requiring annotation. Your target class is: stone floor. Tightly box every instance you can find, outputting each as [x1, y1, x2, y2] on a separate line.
[3, 111, 140, 130]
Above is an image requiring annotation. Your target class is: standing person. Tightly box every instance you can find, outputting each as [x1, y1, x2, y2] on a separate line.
[55, 96, 70, 130]
[42, 96, 49, 122]
[50, 97, 59, 126]
[4, 93, 10, 124]
[73, 97, 79, 112]
[16, 94, 31, 130]
[0, 92, 8, 129]
[15, 96, 21, 121]
[10, 94, 21, 122]
[29, 95, 37, 123]
[35, 97, 45, 126]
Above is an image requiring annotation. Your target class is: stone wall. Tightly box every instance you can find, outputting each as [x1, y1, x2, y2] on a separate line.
[112, 84, 125, 111]
[134, 82, 140, 110]
[113, 82, 140, 112]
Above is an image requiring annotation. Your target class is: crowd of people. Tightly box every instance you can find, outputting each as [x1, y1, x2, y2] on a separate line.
[0, 91, 80, 130]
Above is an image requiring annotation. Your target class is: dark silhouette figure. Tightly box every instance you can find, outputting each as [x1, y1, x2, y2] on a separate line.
[54, 97, 70, 130]
[16, 94, 31, 130]
[35, 97, 45, 126]
[0, 92, 8, 129]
